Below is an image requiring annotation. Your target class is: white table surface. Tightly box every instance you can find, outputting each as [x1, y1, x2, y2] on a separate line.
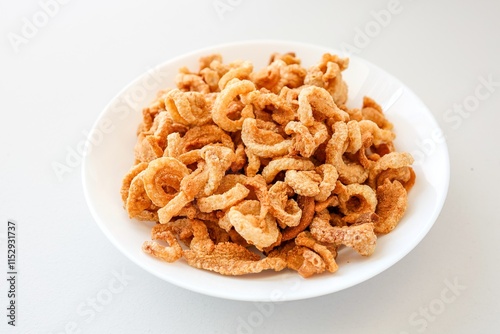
[1, 0, 499, 333]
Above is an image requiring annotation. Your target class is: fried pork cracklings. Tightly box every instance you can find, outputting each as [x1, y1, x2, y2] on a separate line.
[121, 52, 415, 277]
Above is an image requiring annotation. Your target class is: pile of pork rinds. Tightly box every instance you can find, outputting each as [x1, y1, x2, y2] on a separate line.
[120, 52, 416, 278]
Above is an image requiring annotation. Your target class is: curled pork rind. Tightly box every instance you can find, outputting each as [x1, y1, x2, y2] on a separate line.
[120, 51, 415, 277]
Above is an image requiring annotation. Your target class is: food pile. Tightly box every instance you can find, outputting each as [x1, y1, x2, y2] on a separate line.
[120, 52, 415, 277]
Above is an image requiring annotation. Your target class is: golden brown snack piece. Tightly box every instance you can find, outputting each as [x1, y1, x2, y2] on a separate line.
[180, 218, 286, 275]
[284, 170, 322, 197]
[212, 79, 255, 132]
[326, 121, 368, 184]
[362, 96, 393, 130]
[158, 191, 192, 225]
[175, 69, 210, 94]
[376, 166, 416, 192]
[358, 120, 395, 146]
[281, 196, 316, 242]
[134, 134, 164, 163]
[142, 230, 182, 263]
[335, 182, 378, 220]
[218, 61, 253, 90]
[295, 232, 338, 273]
[125, 171, 154, 219]
[198, 145, 236, 197]
[251, 58, 306, 94]
[267, 230, 339, 278]
[268, 242, 324, 278]
[309, 213, 377, 256]
[314, 164, 339, 202]
[121, 162, 149, 204]
[142, 157, 190, 207]
[197, 183, 250, 213]
[268, 181, 302, 228]
[171, 124, 234, 156]
[241, 118, 292, 158]
[183, 244, 286, 275]
[314, 195, 339, 212]
[227, 200, 280, 251]
[230, 135, 247, 172]
[304, 53, 349, 105]
[368, 152, 414, 188]
[285, 121, 329, 158]
[375, 179, 408, 234]
[343, 211, 379, 226]
[164, 90, 212, 126]
[297, 86, 349, 126]
[121, 51, 415, 277]
[245, 88, 296, 125]
[244, 148, 260, 177]
[261, 157, 315, 183]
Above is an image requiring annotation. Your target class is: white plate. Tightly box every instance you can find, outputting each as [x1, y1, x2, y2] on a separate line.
[82, 40, 449, 301]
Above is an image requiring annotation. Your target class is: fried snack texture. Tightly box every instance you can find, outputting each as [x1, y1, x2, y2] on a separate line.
[120, 52, 415, 277]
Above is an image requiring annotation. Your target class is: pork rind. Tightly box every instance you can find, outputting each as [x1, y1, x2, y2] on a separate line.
[121, 52, 415, 277]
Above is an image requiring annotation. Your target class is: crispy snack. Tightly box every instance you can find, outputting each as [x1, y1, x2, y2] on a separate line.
[297, 86, 349, 126]
[245, 88, 296, 125]
[268, 181, 302, 228]
[295, 232, 338, 273]
[314, 164, 339, 202]
[375, 179, 408, 233]
[285, 121, 329, 158]
[361, 96, 393, 130]
[121, 162, 149, 204]
[241, 118, 292, 158]
[197, 183, 250, 213]
[164, 90, 212, 126]
[304, 53, 349, 105]
[281, 196, 316, 242]
[212, 79, 255, 132]
[326, 121, 368, 184]
[227, 200, 280, 251]
[284, 170, 322, 197]
[268, 242, 325, 278]
[218, 61, 253, 90]
[184, 244, 286, 275]
[181, 218, 286, 275]
[121, 51, 415, 277]
[309, 212, 377, 256]
[142, 157, 190, 207]
[261, 157, 315, 183]
[125, 171, 154, 219]
[142, 230, 182, 263]
[251, 58, 306, 94]
[335, 182, 378, 220]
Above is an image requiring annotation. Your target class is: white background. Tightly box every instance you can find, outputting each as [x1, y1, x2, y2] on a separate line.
[1, 0, 499, 333]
